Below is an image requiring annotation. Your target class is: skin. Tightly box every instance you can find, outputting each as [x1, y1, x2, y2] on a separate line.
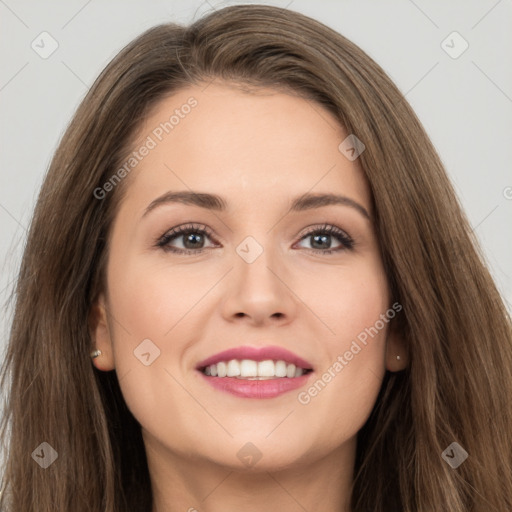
[90, 81, 408, 512]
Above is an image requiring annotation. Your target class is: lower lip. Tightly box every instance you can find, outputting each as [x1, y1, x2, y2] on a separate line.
[198, 371, 313, 399]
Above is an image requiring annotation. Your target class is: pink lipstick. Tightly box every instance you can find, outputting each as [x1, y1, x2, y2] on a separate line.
[196, 345, 314, 399]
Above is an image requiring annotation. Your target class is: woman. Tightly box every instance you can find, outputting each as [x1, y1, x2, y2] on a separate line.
[1, 4, 511, 511]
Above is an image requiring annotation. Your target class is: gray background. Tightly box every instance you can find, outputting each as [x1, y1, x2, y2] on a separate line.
[1, 0, 511, 361]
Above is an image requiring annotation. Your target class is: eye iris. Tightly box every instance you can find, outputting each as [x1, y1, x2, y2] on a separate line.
[184, 232, 204, 249]
[312, 234, 331, 249]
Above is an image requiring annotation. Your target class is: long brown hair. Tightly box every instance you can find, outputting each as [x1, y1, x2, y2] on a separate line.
[1, 4, 511, 511]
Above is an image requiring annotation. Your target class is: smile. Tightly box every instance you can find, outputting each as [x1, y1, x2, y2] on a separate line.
[196, 345, 314, 398]
[202, 359, 310, 379]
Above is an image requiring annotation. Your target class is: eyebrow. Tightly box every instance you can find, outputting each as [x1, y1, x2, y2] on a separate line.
[142, 190, 371, 220]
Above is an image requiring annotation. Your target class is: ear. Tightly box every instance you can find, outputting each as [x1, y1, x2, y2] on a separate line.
[88, 293, 116, 371]
[385, 319, 408, 372]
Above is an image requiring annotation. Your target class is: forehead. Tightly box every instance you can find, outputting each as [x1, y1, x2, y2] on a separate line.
[121, 81, 371, 214]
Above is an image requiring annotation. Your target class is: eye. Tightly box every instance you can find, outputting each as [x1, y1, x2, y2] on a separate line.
[155, 222, 354, 256]
[155, 223, 218, 254]
[294, 223, 354, 254]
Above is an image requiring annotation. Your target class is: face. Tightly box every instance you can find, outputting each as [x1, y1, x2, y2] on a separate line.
[90, 81, 406, 473]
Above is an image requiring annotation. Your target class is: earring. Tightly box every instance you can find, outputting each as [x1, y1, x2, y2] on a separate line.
[396, 355, 401, 360]
[90, 349, 102, 359]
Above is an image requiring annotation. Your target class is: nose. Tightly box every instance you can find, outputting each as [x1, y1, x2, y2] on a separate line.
[220, 243, 298, 327]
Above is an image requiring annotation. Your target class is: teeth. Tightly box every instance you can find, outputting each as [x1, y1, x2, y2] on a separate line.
[240, 359, 258, 377]
[227, 360, 241, 377]
[275, 360, 287, 377]
[201, 359, 308, 379]
[217, 362, 226, 377]
[258, 360, 275, 377]
[287, 364, 297, 378]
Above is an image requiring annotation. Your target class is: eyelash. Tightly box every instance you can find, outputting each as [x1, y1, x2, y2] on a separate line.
[155, 222, 355, 255]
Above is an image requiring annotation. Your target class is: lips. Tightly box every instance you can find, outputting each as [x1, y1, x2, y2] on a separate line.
[195, 345, 314, 371]
[195, 345, 314, 399]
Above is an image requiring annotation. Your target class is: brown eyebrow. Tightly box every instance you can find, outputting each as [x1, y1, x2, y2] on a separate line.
[290, 192, 370, 219]
[142, 190, 370, 220]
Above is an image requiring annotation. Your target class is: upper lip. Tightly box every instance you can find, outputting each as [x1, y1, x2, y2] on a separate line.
[196, 345, 314, 370]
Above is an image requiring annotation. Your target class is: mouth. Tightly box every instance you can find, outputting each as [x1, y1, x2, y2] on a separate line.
[195, 345, 314, 398]
[199, 359, 313, 379]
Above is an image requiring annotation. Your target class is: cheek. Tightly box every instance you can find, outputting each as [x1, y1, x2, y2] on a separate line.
[104, 254, 196, 435]
[304, 253, 390, 352]
[296, 258, 390, 434]
[107, 249, 208, 342]
[103, 246, 222, 414]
